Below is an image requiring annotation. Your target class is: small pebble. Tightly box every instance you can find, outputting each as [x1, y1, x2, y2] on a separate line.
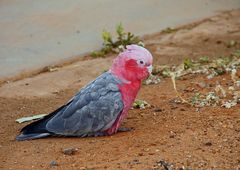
[154, 108, 163, 112]
[180, 108, 186, 111]
[205, 141, 212, 146]
[62, 147, 78, 155]
[197, 82, 207, 88]
[133, 159, 140, 164]
[50, 160, 58, 168]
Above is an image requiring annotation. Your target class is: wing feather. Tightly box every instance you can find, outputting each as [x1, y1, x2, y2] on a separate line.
[46, 72, 123, 136]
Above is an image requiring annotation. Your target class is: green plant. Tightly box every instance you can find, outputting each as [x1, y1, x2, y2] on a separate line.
[215, 56, 233, 67]
[132, 99, 150, 109]
[199, 56, 210, 63]
[190, 92, 202, 106]
[91, 23, 143, 57]
[183, 58, 194, 70]
[162, 27, 177, 33]
[233, 49, 240, 58]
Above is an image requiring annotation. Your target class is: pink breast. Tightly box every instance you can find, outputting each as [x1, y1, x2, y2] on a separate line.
[106, 81, 141, 135]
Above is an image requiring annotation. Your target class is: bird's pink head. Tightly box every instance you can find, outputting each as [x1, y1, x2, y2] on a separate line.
[110, 44, 153, 82]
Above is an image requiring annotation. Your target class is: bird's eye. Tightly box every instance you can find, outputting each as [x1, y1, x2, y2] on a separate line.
[138, 60, 145, 66]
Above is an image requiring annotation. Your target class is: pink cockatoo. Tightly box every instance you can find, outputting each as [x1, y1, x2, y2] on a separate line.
[16, 44, 153, 140]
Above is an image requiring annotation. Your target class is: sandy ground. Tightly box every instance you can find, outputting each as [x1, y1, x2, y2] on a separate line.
[0, 10, 240, 170]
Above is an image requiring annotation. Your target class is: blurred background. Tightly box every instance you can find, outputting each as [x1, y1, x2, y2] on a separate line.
[0, 0, 240, 78]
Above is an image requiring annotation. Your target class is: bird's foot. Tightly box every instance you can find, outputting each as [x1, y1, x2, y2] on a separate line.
[93, 132, 108, 137]
[117, 127, 134, 133]
[84, 132, 108, 137]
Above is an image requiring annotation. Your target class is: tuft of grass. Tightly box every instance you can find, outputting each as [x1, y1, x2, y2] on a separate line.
[190, 92, 201, 106]
[162, 27, 177, 33]
[215, 56, 233, 67]
[232, 49, 240, 58]
[199, 56, 210, 63]
[91, 23, 143, 57]
[158, 49, 240, 108]
[132, 99, 151, 109]
[183, 58, 194, 70]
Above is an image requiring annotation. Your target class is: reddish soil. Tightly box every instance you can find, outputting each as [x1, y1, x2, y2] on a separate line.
[0, 10, 240, 170]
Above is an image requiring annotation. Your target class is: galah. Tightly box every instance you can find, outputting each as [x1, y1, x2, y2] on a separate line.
[16, 44, 153, 141]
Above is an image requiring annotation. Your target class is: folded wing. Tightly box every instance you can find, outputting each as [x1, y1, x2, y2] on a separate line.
[46, 72, 124, 136]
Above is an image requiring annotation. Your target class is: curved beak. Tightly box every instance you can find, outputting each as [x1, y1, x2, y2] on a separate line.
[147, 65, 153, 74]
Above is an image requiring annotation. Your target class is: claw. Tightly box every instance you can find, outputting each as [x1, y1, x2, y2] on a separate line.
[117, 127, 134, 132]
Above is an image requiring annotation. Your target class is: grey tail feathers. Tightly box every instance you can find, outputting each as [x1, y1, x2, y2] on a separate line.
[16, 133, 50, 141]
[16, 102, 71, 141]
[16, 114, 52, 141]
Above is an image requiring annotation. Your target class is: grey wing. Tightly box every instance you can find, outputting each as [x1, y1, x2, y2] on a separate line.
[45, 72, 124, 136]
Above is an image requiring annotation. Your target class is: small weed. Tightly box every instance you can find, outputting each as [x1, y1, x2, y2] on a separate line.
[162, 27, 177, 33]
[92, 23, 143, 57]
[183, 58, 194, 70]
[216, 68, 226, 75]
[215, 56, 233, 67]
[190, 92, 201, 106]
[144, 74, 161, 85]
[160, 49, 240, 108]
[151, 65, 172, 78]
[132, 99, 151, 109]
[232, 49, 240, 58]
[199, 56, 210, 63]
